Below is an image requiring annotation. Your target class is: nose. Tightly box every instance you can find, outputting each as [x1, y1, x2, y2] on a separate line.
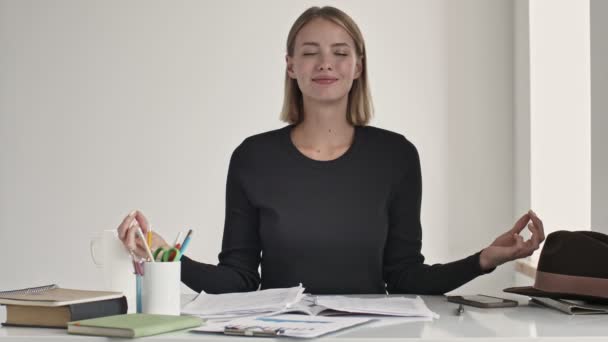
[318, 63, 332, 71]
[317, 54, 333, 71]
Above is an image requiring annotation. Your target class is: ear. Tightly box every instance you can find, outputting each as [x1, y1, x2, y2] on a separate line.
[353, 56, 363, 79]
[286, 55, 297, 79]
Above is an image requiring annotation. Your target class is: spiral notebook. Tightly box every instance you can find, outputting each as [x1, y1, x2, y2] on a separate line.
[0, 284, 124, 307]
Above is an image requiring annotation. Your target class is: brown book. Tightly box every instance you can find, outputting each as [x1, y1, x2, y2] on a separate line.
[3, 297, 128, 328]
[0, 284, 123, 306]
[1, 284, 128, 328]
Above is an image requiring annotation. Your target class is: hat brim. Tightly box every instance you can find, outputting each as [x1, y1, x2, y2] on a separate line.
[504, 286, 608, 304]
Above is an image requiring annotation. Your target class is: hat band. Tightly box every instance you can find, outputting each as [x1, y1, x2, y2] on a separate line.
[535, 270, 608, 299]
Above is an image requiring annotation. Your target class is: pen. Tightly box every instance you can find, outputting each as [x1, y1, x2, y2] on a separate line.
[128, 250, 138, 274]
[133, 260, 143, 275]
[456, 304, 464, 316]
[175, 229, 193, 261]
[131, 260, 139, 275]
[137, 259, 145, 275]
[136, 275, 142, 313]
[136, 227, 155, 262]
[173, 231, 183, 249]
[147, 225, 153, 247]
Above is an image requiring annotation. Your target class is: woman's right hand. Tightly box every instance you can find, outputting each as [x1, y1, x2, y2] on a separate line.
[117, 210, 170, 261]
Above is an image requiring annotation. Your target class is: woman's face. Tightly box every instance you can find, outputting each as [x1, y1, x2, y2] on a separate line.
[287, 18, 362, 106]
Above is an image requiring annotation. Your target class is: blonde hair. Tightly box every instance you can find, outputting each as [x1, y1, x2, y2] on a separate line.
[279, 6, 373, 126]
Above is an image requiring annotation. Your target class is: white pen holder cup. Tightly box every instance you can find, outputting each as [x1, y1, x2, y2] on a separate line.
[142, 261, 181, 316]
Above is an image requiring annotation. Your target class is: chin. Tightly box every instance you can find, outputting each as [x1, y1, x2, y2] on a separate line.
[306, 91, 349, 104]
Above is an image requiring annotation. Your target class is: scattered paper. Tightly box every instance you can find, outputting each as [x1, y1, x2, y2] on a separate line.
[315, 295, 439, 318]
[181, 285, 305, 318]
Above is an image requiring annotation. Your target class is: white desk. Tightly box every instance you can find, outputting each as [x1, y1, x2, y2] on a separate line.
[1, 295, 607, 341]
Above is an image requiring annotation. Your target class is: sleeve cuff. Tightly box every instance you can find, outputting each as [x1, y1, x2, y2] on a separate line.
[473, 250, 496, 275]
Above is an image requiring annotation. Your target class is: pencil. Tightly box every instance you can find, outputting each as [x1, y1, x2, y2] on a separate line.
[176, 229, 193, 261]
[173, 231, 183, 249]
[136, 227, 155, 262]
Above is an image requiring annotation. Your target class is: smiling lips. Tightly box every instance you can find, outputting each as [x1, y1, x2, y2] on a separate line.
[312, 76, 338, 85]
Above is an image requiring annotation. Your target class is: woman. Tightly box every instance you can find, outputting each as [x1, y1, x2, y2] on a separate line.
[117, 6, 544, 295]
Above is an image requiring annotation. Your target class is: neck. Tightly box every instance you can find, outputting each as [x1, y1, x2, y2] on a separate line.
[294, 97, 354, 148]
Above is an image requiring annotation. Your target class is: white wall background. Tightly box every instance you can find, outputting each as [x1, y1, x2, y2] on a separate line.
[513, 0, 592, 270]
[445, 0, 515, 293]
[0, 0, 515, 293]
[529, 0, 591, 237]
[591, 0, 608, 234]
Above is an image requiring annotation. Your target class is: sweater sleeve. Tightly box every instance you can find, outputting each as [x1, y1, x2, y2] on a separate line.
[181, 142, 261, 294]
[383, 137, 492, 295]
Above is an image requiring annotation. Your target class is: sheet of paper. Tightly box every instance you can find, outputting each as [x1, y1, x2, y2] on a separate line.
[315, 296, 439, 318]
[191, 314, 372, 338]
[181, 285, 305, 316]
[364, 316, 433, 328]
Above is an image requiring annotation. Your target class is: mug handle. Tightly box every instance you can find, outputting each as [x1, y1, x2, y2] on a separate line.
[90, 237, 104, 267]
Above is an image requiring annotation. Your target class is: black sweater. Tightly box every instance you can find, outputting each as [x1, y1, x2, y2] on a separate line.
[181, 125, 489, 294]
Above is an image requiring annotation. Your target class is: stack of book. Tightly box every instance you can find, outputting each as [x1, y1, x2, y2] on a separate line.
[0, 284, 127, 328]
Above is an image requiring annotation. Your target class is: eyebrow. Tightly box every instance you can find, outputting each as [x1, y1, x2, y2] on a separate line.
[300, 42, 351, 48]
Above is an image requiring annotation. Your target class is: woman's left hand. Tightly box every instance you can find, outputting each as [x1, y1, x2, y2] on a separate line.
[479, 210, 545, 271]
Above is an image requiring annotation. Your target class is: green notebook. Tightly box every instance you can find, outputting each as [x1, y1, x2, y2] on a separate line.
[67, 313, 203, 338]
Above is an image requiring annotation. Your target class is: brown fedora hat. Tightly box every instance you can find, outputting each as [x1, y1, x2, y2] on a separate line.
[504, 230, 608, 304]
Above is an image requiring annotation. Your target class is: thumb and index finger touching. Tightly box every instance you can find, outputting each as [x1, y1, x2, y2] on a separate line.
[118, 210, 150, 242]
[509, 211, 531, 235]
[505, 209, 546, 258]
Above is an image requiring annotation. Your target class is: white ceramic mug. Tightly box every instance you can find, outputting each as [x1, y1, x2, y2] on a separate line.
[90, 229, 136, 313]
[141, 261, 181, 315]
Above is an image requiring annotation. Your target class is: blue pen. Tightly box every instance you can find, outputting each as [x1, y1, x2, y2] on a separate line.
[136, 275, 142, 313]
[175, 229, 193, 261]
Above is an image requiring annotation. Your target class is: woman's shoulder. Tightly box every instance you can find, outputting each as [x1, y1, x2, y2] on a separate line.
[230, 125, 290, 159]
[239, 126, 289, 150]
[360, 125, 418, 154]
[244, 125, 289, 144]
